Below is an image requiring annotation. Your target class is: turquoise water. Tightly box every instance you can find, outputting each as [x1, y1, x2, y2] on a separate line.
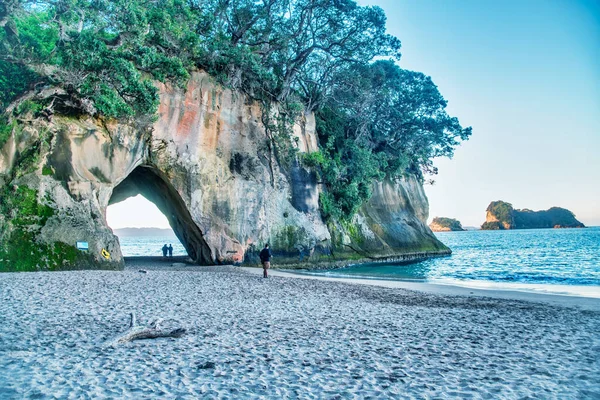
[117, 235, 187, 257]
[308, 227, 600, 289]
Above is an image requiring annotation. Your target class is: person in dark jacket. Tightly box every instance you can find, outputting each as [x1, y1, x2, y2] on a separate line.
[162, 244, 168, 257]
[168, 244, 173, 257]
[259, 244, 273, 278]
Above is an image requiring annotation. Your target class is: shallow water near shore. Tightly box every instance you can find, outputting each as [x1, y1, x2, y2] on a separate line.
[306, 227, 600, 297]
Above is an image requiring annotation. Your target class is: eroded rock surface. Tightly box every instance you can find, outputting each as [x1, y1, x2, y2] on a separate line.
[0, 71, 448, 270]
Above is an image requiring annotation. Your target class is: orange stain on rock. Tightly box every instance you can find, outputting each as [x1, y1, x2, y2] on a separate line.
[201, 89, 225, 151]
[175, 80, 202, 139]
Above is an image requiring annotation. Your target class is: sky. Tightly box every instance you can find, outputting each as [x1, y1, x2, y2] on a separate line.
[360, 0, 600, 226]
[107, 0, 600, 229]
[107, 195, 171, 229]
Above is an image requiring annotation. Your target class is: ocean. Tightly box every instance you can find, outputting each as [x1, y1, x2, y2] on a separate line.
[117, 234, 188, 257]
[306, 227, 600, 297]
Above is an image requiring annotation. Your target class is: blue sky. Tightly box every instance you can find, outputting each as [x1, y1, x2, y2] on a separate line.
[359, 0, 600, 226]
[108, 0, 600, 229]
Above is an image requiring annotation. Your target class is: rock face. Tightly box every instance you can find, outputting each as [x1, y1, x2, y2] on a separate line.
[0, 71, 449, 271]
[481, 201, 585, 230]
[429, 217, 465, 232]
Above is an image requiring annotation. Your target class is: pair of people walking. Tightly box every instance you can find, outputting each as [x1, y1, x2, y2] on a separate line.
[162, 244, 173, 257]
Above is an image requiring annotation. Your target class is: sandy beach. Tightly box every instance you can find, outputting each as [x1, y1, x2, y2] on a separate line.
[1, 262, 599, 399]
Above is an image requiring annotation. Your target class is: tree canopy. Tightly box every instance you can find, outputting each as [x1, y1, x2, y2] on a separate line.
[1, 0, 471, 220]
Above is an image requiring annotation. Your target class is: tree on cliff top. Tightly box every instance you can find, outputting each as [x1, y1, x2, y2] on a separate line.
[0, 0, 470, 221]
[309, 60, 471, 219]
[0, 0, 194, 117]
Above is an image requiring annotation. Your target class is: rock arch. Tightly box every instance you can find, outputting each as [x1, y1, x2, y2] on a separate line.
[109, 165, 213, 264]
[0, 70, 448, 271]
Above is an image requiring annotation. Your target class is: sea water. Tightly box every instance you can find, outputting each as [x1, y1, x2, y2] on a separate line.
[308, 227, 600, 297]
[117, 235, 188, 257]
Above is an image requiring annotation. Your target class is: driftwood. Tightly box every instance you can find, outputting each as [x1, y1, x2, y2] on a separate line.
[103, 312, 186, 348]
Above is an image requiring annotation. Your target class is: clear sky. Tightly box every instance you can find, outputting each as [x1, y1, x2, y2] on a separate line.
[360, 0, 600, 226]
[107, 0, 600, 229]
[107, 195, 171, 229]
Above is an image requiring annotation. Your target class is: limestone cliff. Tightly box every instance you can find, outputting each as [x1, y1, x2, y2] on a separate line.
[0, 71, 448, 271]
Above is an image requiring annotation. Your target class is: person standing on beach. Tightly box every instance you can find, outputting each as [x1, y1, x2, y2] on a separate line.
[168, 244, 173, 257]
[162, 244, 168, 257]
[259, 244, 273, 278]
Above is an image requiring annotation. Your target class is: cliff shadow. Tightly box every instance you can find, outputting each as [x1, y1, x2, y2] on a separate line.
[109, 165, 214, 264]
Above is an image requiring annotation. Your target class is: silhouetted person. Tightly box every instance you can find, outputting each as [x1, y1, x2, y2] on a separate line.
[168, 244, 173, 257]
[259, 243, 273, 278]
[162, 244, 168, 257]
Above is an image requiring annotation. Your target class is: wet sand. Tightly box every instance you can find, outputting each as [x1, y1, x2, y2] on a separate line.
[1, 263, 599, 398]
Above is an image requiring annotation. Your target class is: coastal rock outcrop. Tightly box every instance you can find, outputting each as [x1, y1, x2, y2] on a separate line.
[0, 71, 448, 271]
[481, 201, 585, 230]
[429, 217, 465, 232]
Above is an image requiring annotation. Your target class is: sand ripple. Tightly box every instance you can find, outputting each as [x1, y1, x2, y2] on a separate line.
[0, 266, 599, 398]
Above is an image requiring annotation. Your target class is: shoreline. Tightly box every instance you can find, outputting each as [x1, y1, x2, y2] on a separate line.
[243, 267, 600, 310]
[123, 256, 600, 307]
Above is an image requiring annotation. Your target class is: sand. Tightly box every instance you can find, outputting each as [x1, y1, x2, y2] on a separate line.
[1, 263, 599, 399]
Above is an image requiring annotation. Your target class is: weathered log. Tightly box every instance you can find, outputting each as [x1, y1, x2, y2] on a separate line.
[103, 312, 186, 348]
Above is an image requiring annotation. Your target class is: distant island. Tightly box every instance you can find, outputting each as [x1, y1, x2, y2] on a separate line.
[429, 217, 466, 232]
[481, 201, 585, 230]
[113, 228, 177, 237]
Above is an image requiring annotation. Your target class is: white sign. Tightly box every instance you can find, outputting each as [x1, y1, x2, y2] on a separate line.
[76, 241, 89, 251]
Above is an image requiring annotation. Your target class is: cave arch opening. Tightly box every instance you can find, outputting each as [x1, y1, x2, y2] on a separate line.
[107, 165, 213, 264]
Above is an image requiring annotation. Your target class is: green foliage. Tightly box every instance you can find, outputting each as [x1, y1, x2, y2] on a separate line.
[306, 145, 386, 221]
[0, 186, 55, 226]
[0, 228, 45, 271]
[14, 99, 44, 116]
[2, 0, 191, 119]
[0, 229, 81, 272]
[0, 185, 91, 271]
[513, 207, 584, 229]
[41, 165, 54, 176]
[0, 186, 55, 271]
[13, 12, 59, 59]
[1, 0, 471, 223]
[0, 115, 16, 148]
[481, 221, 504, 230]
[310, 60, 471, 220]
[0, 61, 40, 111]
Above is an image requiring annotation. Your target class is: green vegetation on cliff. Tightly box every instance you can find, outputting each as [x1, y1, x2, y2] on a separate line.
[0, 185, 79, 271]
[481, 200, 585, 230]
[1, 0, 470, 222]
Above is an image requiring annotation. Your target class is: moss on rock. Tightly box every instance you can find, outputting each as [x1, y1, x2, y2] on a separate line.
[0, 185, 101, 271]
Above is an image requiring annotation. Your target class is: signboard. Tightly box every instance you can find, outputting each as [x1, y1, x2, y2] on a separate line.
[76, 241, 89, 251]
